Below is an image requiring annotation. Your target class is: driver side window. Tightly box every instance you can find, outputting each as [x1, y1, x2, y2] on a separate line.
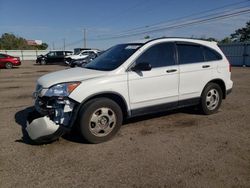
[47, 52, 56, 57]
[136, 42, 175, 68]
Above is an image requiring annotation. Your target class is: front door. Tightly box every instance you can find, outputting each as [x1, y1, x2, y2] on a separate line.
[128, 42, 179, 115]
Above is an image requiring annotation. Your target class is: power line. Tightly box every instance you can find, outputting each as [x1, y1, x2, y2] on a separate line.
[89, 8, 250, 41]
[64, 1, 250, 47]
[96, 0, 250, 38]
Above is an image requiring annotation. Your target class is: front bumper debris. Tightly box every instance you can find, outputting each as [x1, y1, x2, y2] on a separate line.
[26, 111, 67, 143]
[25, 96, 78, 143]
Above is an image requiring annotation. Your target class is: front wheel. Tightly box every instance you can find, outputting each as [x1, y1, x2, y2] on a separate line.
[40, 59, 46, 65]
[200, 83, 222, 115]
[79, 98, 123, 144]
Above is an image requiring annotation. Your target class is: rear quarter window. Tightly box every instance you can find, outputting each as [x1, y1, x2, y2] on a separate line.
[177, 44, 204, 64]
[203, 47, 222, 61]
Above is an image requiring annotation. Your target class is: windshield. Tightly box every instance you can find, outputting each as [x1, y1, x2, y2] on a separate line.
[84, 43, 142, 71]
[81, 52, 90, 55]
[74, 51, 82, 55]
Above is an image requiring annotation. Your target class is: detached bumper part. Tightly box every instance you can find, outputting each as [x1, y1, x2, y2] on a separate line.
[26, 111, 66, 143]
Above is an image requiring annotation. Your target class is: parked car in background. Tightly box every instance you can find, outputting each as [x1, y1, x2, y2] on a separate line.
[65, 49, 100, 65]
[69, 57, 91, 67]
[0, 53, 21, 69]
[36, 51, 73, 65]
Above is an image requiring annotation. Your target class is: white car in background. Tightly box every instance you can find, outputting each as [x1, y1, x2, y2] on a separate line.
[65, 49, 100, 65]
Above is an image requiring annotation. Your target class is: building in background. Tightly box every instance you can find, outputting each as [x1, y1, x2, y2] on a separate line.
[26, 40, 43, 46]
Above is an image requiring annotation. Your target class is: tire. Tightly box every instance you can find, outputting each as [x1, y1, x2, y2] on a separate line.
[5, 62, 13, 69]
[79, 98, 123, 144]
[200, 83, 223, 115]
[40, 59, 46, 65]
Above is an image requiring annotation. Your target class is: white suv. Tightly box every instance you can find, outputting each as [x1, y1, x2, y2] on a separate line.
[65, 49, 100, 65]
[26, 38, 233, 144]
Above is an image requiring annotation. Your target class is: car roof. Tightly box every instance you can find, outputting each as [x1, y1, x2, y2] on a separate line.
[49, 50, 73, 52]
[131, 37, 217, 45]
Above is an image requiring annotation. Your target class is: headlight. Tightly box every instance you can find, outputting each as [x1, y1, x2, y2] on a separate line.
[44, 82, 81, 97]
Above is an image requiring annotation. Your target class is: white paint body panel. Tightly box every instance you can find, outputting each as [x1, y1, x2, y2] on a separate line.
[38, 67, 107, 88]
[128, 65, 179, 109]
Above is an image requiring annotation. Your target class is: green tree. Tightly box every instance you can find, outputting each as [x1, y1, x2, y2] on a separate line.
[37, 43, 48, 50]
[0, 33, 48, 50]
[230, 21, 250, 42]
[220, 37, 232, 44]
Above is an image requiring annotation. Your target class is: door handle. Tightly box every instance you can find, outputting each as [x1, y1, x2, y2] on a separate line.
[202, 65, 210, 68]
[166, 69, 177, 73]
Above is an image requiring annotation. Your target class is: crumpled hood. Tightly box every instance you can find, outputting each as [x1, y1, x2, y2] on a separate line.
[38, 68, 107, 88]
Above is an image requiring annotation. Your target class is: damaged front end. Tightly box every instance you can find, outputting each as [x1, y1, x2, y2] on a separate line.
[26, 82, 80, 143]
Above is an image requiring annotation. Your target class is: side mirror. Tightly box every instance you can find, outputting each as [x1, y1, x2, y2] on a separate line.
[131, 62, 152, 71]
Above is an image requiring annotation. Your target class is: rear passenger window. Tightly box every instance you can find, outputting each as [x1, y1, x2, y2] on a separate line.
[136, 43, 175, 68]
[203, 47, 222, 61]
[56, 51, 64, 56]
[177, 44, 204, 64]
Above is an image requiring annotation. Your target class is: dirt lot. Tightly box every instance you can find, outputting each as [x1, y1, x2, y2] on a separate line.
[0, 61, 250, 188]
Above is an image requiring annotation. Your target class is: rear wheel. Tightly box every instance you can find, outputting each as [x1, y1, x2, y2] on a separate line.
[79, 98, 123, 144]
[200, 83, 222, 115]
[5, 62, 13, 69]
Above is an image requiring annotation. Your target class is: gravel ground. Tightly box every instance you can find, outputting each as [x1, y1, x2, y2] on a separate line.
[0, 61, 250, 188]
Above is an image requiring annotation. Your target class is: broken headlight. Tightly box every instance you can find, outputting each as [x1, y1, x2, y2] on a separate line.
[44, 82, 81, 97]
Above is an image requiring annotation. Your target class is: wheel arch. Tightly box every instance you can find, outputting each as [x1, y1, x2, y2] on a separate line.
[203, 79, 226, 99]
[78, 92, 130, 119]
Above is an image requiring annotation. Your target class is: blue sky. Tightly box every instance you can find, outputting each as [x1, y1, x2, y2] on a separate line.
[0, 0, 249, 50]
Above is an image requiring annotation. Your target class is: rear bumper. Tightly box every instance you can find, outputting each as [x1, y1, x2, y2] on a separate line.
[226, 88, 232, 95]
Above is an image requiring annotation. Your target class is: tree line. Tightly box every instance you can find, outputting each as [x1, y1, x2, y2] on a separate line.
[192, 20, 250, 43]
[0, 33, 48, 50]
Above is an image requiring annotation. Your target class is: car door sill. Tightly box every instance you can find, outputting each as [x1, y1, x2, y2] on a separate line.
[130, 97, 200, 117]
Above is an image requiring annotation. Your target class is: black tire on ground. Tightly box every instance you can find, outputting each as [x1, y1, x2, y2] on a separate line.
[5, 62, 13, 69]
[40, 59, 46, 65]
[79, 98, 123, 144]
[200, 83, 223, 115]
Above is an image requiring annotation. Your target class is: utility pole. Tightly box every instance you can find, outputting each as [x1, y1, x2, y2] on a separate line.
[63, 38, 66, 51]
[83, 29, 87, 48]
[52, 42, 55, 50]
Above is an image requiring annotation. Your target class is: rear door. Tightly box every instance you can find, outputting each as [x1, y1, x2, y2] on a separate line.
[56, 51, 64, 62]
[177, 42, 217, 101]
[128, 42, 179, 114]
